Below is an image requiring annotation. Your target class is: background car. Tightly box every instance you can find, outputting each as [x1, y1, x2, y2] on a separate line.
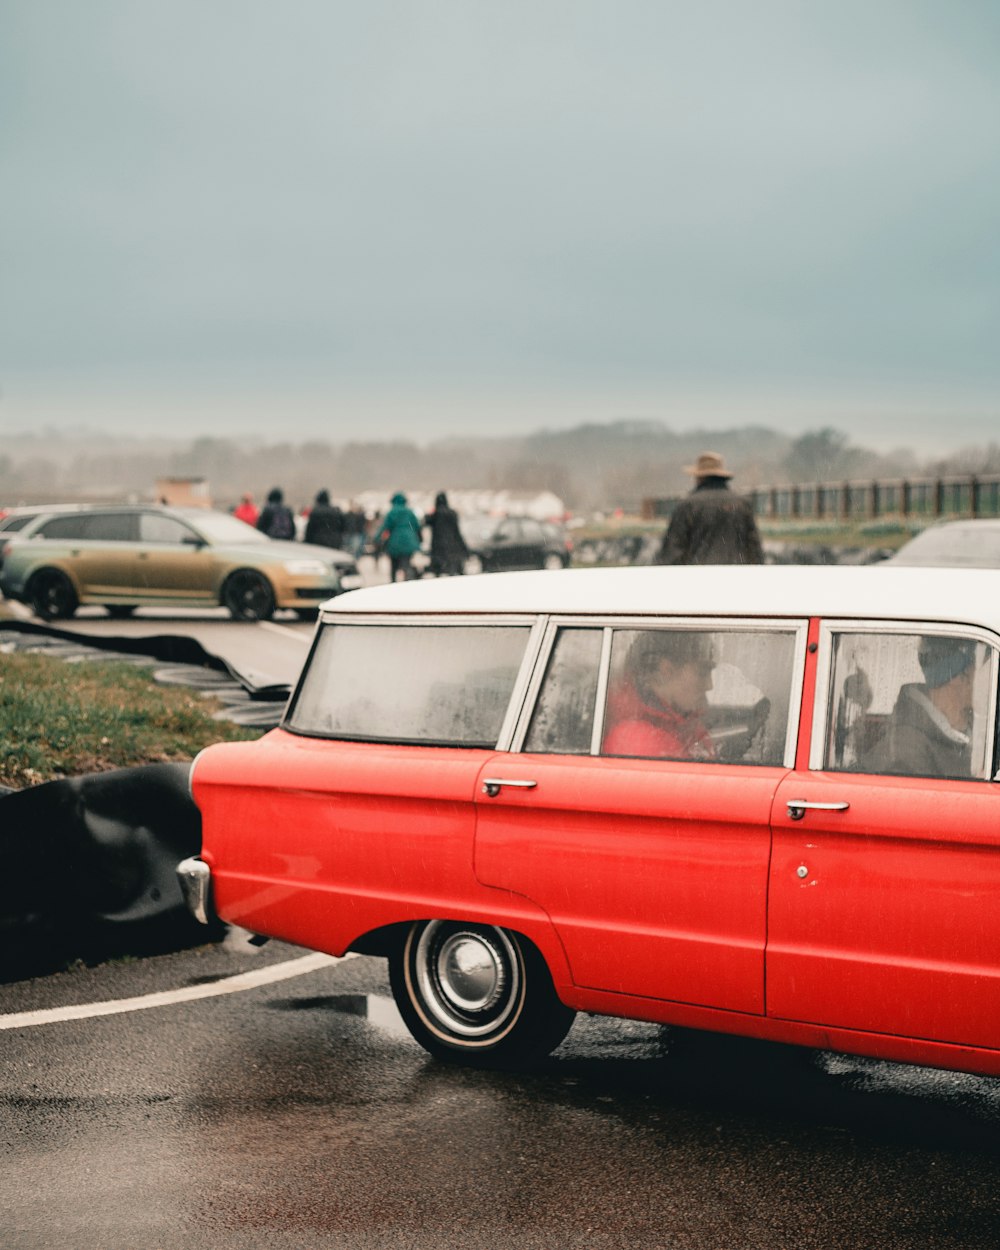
[0, 504, 98, 575]
[0, 504, 361, 621]
[460, 515, 572, 574]
[885, 519, 1000, 567]
[0, 504, 79, 535]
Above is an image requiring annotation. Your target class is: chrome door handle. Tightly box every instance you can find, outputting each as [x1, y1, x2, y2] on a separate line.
[482, 778, 538, 798]
[786, 799, 850, 821]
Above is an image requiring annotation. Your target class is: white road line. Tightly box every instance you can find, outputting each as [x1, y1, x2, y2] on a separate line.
[0, 951, 347, 1031]
[258, 620, 312, 643]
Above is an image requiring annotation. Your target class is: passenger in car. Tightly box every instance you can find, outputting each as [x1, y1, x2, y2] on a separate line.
[602, 631, 716, 760]
[872, 636, 978, 779]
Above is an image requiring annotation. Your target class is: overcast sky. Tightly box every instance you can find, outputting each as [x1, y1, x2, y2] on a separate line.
[2, 1, 999, 452]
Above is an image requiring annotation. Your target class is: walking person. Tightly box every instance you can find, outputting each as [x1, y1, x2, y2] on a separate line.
[378, 491, 423, 581]
[303, 489, 346, 549]
[423, 491, 468, 576]
[656, 451, 764, 565]
[343, 501, 368, 559]
[255, 487, 296, 540]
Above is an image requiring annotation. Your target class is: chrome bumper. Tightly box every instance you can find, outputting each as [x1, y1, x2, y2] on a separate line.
[176, 856, 213, 925]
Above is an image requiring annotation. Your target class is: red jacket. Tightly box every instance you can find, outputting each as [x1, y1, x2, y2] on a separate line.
[602, 682, 714, 760]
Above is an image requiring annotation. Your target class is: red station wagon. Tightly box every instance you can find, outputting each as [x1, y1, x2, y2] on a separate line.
[180, 566, 1000, 1075]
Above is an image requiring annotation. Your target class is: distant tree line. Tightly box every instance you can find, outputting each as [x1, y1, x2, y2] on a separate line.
[0, 421, 996, 514]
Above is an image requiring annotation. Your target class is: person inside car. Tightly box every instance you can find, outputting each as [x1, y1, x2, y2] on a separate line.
[602, 630, 716, 760]
[872, 636, 979, 779]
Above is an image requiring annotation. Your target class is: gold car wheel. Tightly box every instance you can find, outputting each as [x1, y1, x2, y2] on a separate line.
[27, 569, 78, 621]
[222, 570, 276, 622]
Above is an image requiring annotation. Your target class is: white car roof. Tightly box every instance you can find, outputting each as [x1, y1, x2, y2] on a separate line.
[323, 565, 1000, 633]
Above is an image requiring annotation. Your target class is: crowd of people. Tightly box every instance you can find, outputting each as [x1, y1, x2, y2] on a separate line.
[231, 486, 468, 581]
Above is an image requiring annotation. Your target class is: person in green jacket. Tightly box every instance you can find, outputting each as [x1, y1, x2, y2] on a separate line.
[378, 491, 423, 581]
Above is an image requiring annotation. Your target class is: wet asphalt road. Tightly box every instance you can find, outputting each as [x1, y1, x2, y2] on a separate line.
[4, 937, 1000, 1250]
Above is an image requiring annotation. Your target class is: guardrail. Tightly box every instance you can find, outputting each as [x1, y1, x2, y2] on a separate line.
[643, 474, 1000, 522]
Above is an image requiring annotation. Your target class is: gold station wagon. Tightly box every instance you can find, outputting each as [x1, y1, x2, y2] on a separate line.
[0, 505, 362, 621]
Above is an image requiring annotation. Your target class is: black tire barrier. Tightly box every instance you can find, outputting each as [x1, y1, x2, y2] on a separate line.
[0, 762, 223, 981]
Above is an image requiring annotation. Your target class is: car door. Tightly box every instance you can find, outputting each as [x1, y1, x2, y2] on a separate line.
[474, 620, 804, 1014]
[767, 622, 1000, 1050]
[33, 510, 140, 596]
[133, 511, 216, 600]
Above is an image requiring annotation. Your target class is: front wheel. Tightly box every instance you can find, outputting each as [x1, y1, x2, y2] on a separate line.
[27, 569, 78, 620]
[389, 920, 575, 1068]
[222, 570, 276, 621]
[542, 553, 565, 571]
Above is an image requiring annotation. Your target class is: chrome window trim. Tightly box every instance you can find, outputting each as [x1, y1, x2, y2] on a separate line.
[590, 627, 614, 756]
[809, 619, 1000, 778]
[508, 614, 808, 765]
[509, 620, 609, 754]
[496, 616, 549, 751]
[317, 612, 541, 627]
[509, 617, 559, 753]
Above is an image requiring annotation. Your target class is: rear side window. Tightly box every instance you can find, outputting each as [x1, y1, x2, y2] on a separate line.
[37, 512, 135, 541]
[36, 515, 90, 540]
[823, 631, 994, 780]
[83, 513, 136, 540]
[287, 623, 531, 746]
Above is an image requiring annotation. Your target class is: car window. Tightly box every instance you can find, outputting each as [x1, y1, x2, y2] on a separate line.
[520, 519, 544, 543]
[0, 514, 39, 533]
[36, 514, 92, 540]
[191, 512, 268, 543]
[139, 513, 200, 544]
[601, 627, 797, 765]
[287, 623, 532, 746]
[823, 631, 994, 780]
[81, 512, 136, 541]
[495, 520, 520, 542]
[523, 628, 604, 754]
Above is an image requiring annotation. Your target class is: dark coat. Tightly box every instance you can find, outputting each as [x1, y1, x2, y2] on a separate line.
[656, 478, 764, 565]
[256, 502, 296, 540]
[424, 504, 468, 574]
[304, 502, 346, 549]
[870, 683, 972, 779]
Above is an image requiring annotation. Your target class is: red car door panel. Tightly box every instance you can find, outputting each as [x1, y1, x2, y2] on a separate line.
[768, 771, 1000, 1049]
[474, 754, 785, 1013]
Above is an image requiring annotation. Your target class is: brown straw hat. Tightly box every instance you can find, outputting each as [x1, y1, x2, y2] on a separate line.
[684, 450, 733, 478]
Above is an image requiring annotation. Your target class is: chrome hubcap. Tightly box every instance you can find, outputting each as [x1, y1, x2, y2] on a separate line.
[437, 934, 506, 1013]
[413, 922, 521, 1038]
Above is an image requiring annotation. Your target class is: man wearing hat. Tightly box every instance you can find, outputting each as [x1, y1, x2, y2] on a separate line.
[873, 636, 981, 779]
[656, 451, 764, 565]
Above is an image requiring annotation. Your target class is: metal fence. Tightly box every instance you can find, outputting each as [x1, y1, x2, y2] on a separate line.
[642, 475, 1000, 523]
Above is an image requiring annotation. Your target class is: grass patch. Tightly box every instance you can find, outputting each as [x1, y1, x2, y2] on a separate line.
[0, 652, 262, 788]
